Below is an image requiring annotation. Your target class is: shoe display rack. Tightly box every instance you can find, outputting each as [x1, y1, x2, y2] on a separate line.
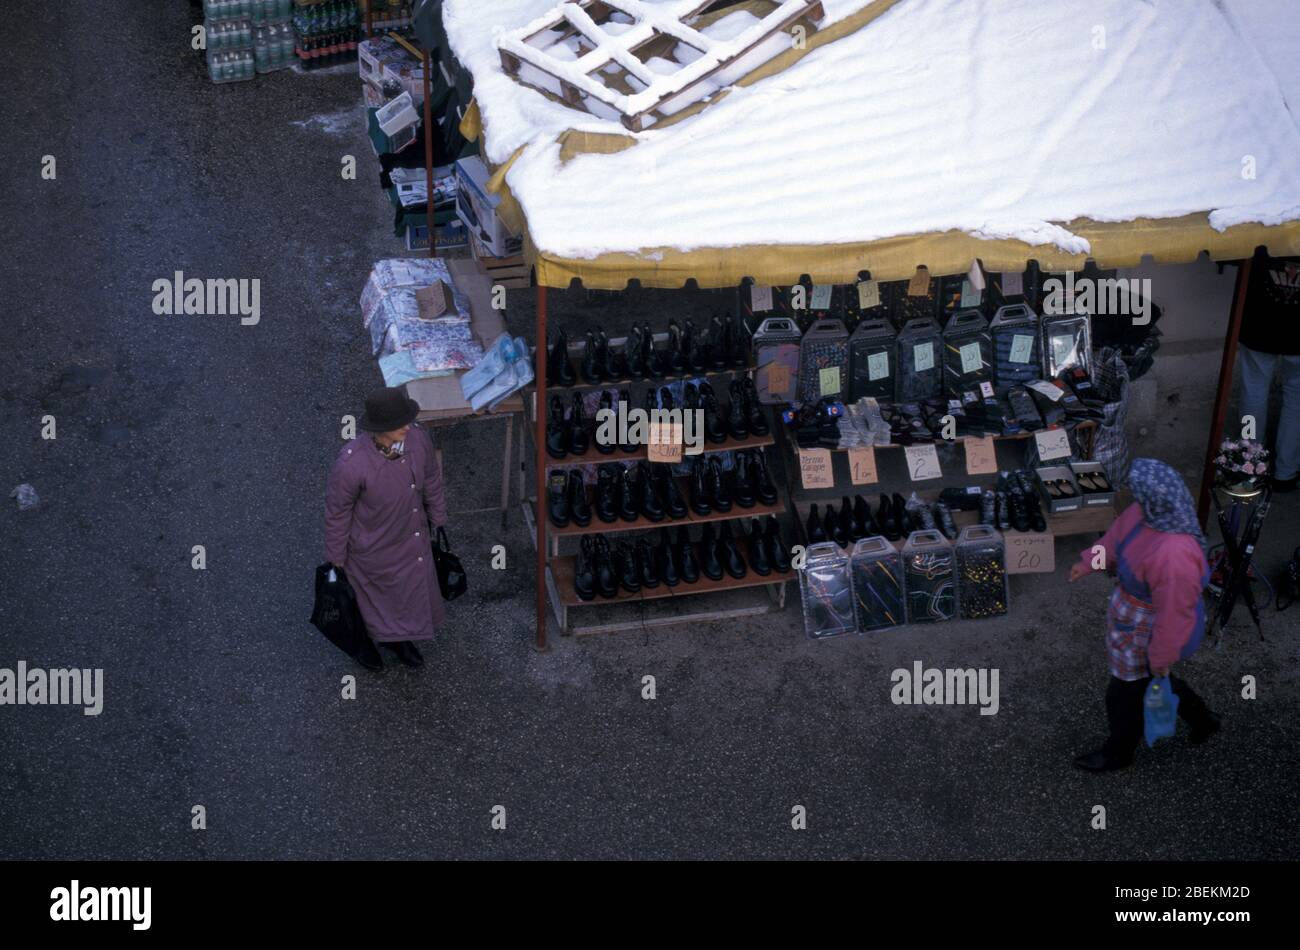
[523, 322, 800, 635]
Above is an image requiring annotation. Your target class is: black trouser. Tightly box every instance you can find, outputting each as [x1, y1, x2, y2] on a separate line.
[1104, 674, 1215, 759]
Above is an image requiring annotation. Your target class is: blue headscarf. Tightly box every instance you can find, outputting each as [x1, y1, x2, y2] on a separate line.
[1129, 458, 1207, 548]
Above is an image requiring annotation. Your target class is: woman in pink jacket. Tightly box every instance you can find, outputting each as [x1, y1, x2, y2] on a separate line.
[1069, 458, 1220, 771]
[324, 387, 448, 671]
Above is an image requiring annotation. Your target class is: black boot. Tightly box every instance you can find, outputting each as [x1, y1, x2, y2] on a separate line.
[766, 516, 791, 572]
[690, 457, 712, 516]
[677, 526, 700, 583]
[659, 386, 674, 413]
[747, 519, 771, 576]
[569, 393, 590, 456]
[726, 380, 749, 440]
[934, 501, 958, 540]
[878, 493, 899, 541]
[743, 378, 769, 436]
[545, 395, 569, 460]
[618, 389, 637, 452]
[658, 528, 680, 587]
[616, 542, 640, 593]
[568, 470, 591, 527]
[839, 496, 856, 541]
[626, 326, 645, 380]
[574, 536, 596, 601]
[593, 536, 617, 598]
[549, 330, 576, 387]
[892, 493, 910, 537]
[703, 392, 727, 444]
[638, 461, 665, 522]
[855, 494, 877, 536]
[685, 319, 706, 373]
[666, 319, 687, 375]
[727, 312, 748, 367]
[709, 314, 727, 371]
[733, 451, 756, 508]
[595, 466, 618, 523]
[601, 327, 625, 381]
[581, 330, 602, 384]
[594, 391, 616, 455]
[382, 640, 424, 668]
[643, 323, 664, 379]
[824, 504, 847, 547]
[806, 503, 828, 543]
[618, 466, 639, 522]
[356, 637, 383, 671]
[752, 450, 778, 505]
[700, 523, 724, 581]
[718, 521, 747, 578]
[709, 456, 732, 513]
[639, 536, 661, 588]
[654, 463, 687, 519]
[547, 472, 570, 528]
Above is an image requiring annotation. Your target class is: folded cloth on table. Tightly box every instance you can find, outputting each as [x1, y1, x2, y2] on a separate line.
[361, 257, 469, 329]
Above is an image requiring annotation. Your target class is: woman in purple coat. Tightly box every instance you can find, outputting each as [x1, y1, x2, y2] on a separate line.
[325, 387, 448, 670]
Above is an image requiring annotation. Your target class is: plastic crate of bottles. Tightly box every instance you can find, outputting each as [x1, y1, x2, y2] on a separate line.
[207, 48, 256, 82]
[207, 16, 253, 52]
[296, 0, 361, 70]
[206, 0, 290, 19]
[255, 20, 296, 72]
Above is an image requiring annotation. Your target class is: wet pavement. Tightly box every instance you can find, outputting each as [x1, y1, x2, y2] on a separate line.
[0, 0, 1297, 860]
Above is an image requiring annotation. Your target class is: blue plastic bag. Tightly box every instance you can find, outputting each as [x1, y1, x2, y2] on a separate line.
[1144, 676, 1180, 747]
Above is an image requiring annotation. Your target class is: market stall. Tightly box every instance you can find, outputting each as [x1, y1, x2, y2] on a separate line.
[437, 0, 1300, 647]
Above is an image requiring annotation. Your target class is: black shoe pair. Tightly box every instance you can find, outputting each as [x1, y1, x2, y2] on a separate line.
[689, 455, 733, 515]
[726, 378, 770, 440]
[580, 327, 623, 384]
[548, 470, 592, 528]
[547, 330, 576, 387]
[575, 535, 617, 600]
[698, 522, 746, 580]
[695, 381, 729, 444]
[732, 449, 779, 508]
[869, 492, 909, 542]
[745, 516, 791, 575]
[545, 394, 591, 460]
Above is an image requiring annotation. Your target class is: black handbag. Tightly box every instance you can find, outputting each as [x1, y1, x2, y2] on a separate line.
[433, 527, 467, 601]
[309, 563, 368, 658]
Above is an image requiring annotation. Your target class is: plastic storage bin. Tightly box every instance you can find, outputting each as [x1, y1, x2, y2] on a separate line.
[1041, 309, 1093, 380]
[849, 537, 906, 631]
[848, 316, 896, 402]
[798, 542, 856, 639]
[894, 316, 944, 402]
[796, 319, 850, 404]
[954, 525, 1008, 619]
[990, 303, 1041, 393]
[901, 530, 956, 623]
[942, 308, 993, 398]
[752, 317, 801, 404]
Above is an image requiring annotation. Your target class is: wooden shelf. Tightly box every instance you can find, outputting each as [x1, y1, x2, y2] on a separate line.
[549, 550, 793, 608]
[548, 477, 785, 537]
[544, 429, 775, 467]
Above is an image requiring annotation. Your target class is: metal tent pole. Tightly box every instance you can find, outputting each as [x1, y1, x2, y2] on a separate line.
[422, 48, 436, 258]
[1196, 256, 1254, 526]
[535, 283, 549, 651]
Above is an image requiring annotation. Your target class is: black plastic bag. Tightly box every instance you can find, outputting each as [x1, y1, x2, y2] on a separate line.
[433, 527, 467, 601]
[310, 563, 367, 658]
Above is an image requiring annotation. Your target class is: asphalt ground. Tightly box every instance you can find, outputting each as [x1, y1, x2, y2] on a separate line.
[0, 0, 1297, 860]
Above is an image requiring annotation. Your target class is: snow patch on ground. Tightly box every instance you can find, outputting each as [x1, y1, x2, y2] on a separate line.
[290, 107, 363, 136]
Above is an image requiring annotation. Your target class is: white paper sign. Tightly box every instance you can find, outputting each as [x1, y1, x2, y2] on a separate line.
[1001, 272, 1024, 296]
[811, 284, 833, 310]
[959, 342, 983, 374]
[1009, 333, 1034, 364]
[913, 341, 935, 372]
[857, 279, 880, 309]
[1050, 332, 1075, 367]
[1027, 379, 1065, 402]
[1034, 428, 1072, 461]
[867, 351, 890, 380]
[904, 444, 943, 481]
[960, 280, 981, 308]
[968, 259, 986, 292]
[751, 284, 773, 313]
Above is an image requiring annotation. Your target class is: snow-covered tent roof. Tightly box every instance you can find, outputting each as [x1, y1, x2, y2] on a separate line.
[444, 0, 1300, 289]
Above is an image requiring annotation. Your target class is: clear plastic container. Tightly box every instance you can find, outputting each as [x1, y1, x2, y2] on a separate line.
[797, 319, 850, 404]
[894, 316, 943, 402]
[848, 315, 896, 402]
[942, 308, 992, 398]
[1041, 310, 1092, 380]
[849, 537, 906, 631]
[752, 317, 801, 404]
[954, 525, 1009, 619]
[798, 542, 855, 639]
[901, 530, 956, 623]
[989, 303, 1041, 393]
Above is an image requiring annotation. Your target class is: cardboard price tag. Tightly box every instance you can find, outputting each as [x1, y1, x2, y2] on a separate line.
[908, 266, 932, 297]
[965, 435, 998, 475]
[904, 444, 942, 481]
[848, 446, 878, 485]
[1001, 271, 1024, 296]
[647, 422, 683, 464]
[811, 284, 833, 310]
[857, 279, 880, 309]
[1034, 428, 1072, 461]
[750, 284, 773, 313]
[818, 366, 841, 397]
[967, 259, 986, 292]
[799, 448, 835, 489]
[960, 279, 981, 308]
[768, 362, 790, 397]
[1006, 531, 1055, 574]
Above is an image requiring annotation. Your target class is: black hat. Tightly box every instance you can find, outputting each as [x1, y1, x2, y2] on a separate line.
[357, 386, 420, 432]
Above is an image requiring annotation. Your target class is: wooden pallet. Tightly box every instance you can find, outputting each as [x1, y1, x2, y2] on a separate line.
[497, 0, 825, 131]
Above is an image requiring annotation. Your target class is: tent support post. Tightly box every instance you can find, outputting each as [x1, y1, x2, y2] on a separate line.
[422, 49, 436, 259]
[1196, 257, 1253, 526]
[535, 283, 549, 651]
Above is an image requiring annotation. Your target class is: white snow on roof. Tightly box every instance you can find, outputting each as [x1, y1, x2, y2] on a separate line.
[447, 0, 1300, 261]
[1220, 0, 1300, 127]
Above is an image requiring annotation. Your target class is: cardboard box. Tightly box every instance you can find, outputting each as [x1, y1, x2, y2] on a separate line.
[416, 280, 455, 320]
[455, 155, 523, 259]
[1070, 461, 1117, 508]
[1034, 465, 1083, 513]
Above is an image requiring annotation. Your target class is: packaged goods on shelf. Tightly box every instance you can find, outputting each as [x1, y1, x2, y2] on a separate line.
[895, 316, 943, 402]
[989, 303, 1042, 393]
[796, 319, 849, 403]
[954, 526, 1008, 620]
[799, 542, 855, 639]
[850, 537, 906, 632]
[848, 315, 896, 402]
[942, 309, 993, 398]
[902, 530, 956, 624]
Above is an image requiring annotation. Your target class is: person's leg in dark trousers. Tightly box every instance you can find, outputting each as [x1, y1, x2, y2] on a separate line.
[1102, 676, 1148, 764]
[1169, 674, 1220, 741]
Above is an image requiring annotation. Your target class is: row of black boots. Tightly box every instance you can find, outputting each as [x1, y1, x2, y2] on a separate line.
[573, 517, 791, 600]
[806, 493, 962, 545]
[545, 378, 770, 460]
[982, 470, 1048, 533]
[547, 313, 750, 387]
[549, 450, 779, 528]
